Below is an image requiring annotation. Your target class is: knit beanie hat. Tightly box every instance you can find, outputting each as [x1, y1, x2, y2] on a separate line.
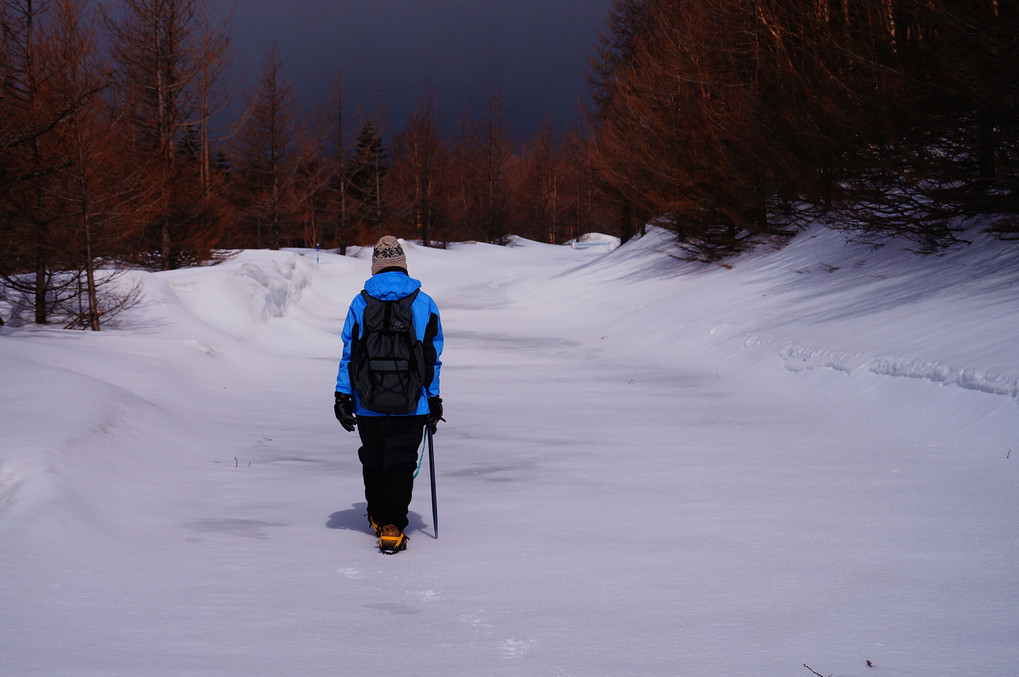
[371, 235, 408, 275]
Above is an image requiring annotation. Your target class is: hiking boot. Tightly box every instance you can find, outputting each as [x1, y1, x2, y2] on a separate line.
[366, 513, 381, 537]
[378, 524, 408, 554]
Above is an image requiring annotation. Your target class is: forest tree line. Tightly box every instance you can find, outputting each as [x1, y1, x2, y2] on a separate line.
[0, 0, 609, 328]
[589, 0, 1019, 259]
[3, 0, 1018, 329]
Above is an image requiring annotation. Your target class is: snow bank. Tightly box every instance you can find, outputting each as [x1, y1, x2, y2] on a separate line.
[162, 250, 313, 325]
[567, 232, 621, 250]
[569, 224, 1019, 405]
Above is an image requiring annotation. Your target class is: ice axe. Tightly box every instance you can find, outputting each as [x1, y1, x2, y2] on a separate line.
[427, 425, 438, 538]
[425, 426, 438, 538]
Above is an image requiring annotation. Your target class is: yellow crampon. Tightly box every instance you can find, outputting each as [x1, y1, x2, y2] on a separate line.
[366, 513, 381, 537]
[378, 525, 408, 554]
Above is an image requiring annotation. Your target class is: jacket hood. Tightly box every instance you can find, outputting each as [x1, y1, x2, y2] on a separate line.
[364, 270, 422, 300]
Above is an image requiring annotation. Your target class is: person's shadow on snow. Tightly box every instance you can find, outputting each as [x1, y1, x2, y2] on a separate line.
[327, 503, 431, 537]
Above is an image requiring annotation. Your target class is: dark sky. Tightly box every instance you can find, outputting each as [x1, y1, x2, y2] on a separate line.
[208, 0, 614, 141]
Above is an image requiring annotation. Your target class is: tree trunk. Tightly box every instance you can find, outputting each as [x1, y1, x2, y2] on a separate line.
[34, 247, 47, 325]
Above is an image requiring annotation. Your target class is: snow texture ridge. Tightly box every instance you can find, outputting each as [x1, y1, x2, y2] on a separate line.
[781, 344, 1019, 400]
[868, 356, 1019, 399]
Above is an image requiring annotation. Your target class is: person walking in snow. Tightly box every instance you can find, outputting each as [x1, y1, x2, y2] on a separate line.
[334, 236, 444, 553]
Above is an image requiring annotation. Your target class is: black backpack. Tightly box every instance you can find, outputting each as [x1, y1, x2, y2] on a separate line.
[350, 289, 425, 414]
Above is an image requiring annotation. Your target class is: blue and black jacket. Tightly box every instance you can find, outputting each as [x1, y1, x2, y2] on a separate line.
[336, 270, 443, 416]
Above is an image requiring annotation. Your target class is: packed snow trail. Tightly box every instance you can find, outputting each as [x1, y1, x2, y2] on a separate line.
[1, 232, 1017, 676]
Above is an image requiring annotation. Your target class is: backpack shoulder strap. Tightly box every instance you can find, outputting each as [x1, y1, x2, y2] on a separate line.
[360, 288, 418, 305]
[398, 289, 420, 307]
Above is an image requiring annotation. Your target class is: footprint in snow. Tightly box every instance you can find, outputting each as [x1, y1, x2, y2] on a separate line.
[502, 639, 534, 659]
[336, 567, 363, 579]
[458, 613, 489, 628]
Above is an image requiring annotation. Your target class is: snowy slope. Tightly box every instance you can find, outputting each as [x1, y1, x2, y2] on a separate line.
[1, 227, 1016, 677]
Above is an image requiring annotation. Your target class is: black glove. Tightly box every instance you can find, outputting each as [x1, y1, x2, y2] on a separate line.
[334, 392, 357, 432]
[427, 395, 444, 433]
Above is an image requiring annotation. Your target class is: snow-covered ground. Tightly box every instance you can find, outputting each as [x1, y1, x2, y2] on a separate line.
[2, 226, 1016, 676]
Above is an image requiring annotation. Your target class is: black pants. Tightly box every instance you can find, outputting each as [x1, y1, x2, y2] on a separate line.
[357, 415, 427, 532]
